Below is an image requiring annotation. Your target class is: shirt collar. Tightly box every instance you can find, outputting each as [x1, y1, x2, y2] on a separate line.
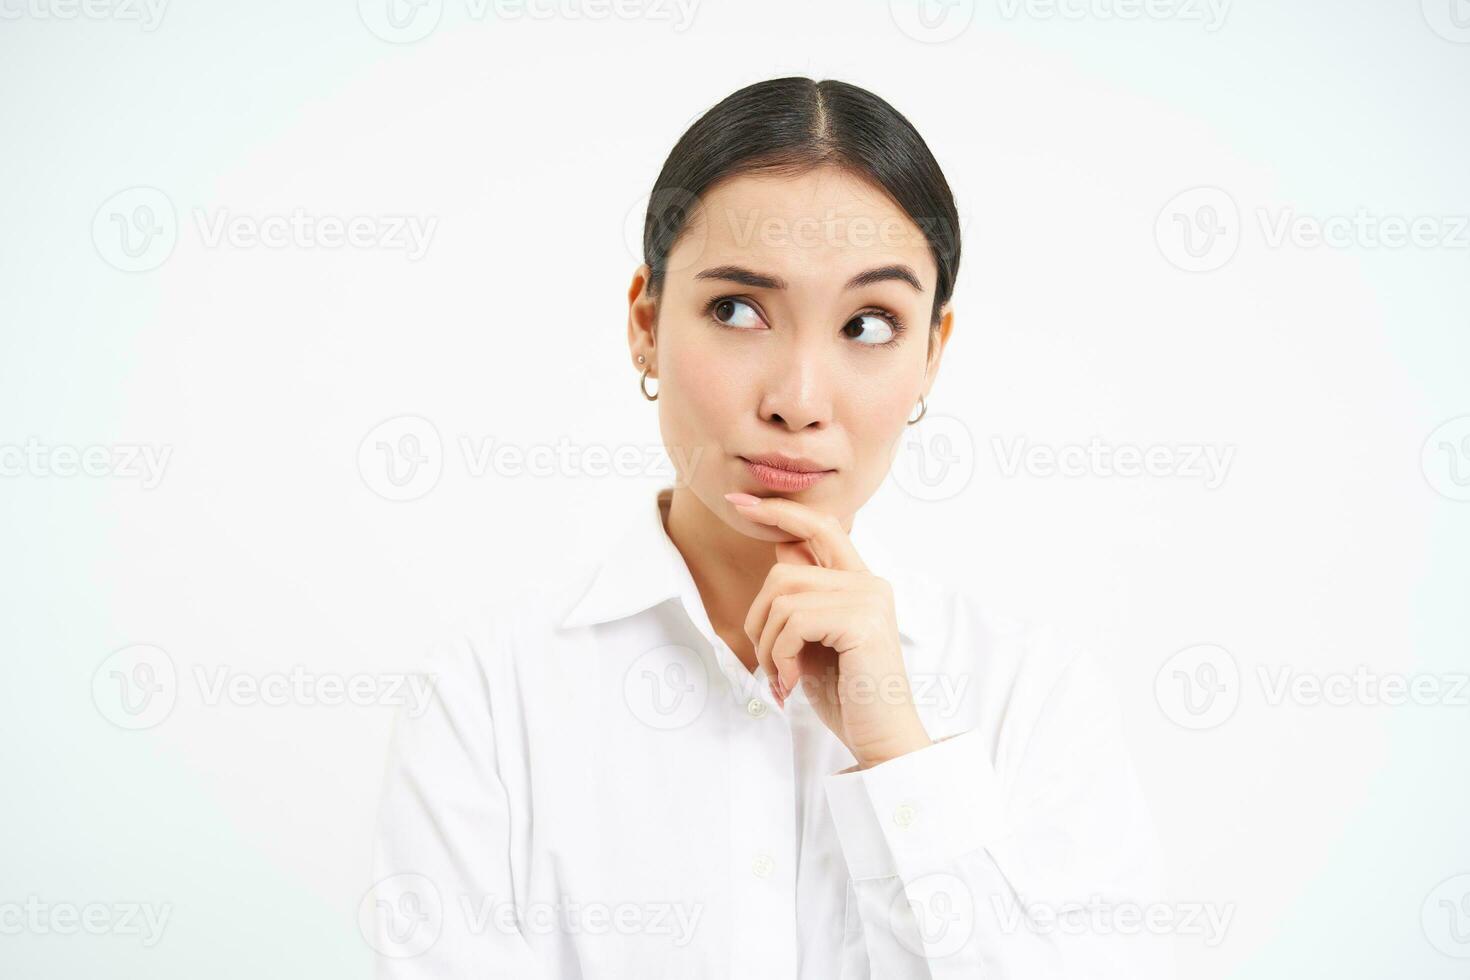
[559, 485, 928, 646]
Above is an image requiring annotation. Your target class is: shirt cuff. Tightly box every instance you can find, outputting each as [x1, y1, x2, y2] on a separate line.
[822, 727, 1006, 881]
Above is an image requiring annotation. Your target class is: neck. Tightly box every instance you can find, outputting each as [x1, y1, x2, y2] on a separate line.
[662, 484, 779, 672]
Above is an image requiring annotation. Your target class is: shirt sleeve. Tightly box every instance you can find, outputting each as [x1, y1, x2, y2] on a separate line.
[367, 616, 552, 979]
[821, 642, 1177, 979]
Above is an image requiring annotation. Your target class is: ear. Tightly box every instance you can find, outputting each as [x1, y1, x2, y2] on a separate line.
[627, 263, 659, 372]
[923, 303, 954, 392]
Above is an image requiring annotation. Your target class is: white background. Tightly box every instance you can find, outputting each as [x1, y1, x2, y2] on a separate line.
[2, 0, 1468, 976]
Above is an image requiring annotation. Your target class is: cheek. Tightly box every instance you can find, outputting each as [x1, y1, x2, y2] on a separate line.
[839, 373, 920, 490]
[848, 373, 918, 440]
[656, 334, 747, 475]
[664, 340, 743, 422]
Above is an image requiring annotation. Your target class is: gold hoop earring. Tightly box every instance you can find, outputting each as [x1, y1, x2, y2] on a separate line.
[906, 395, 927, 425]
[640, 366, 659, 401]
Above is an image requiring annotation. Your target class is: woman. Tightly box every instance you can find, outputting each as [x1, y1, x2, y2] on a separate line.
[368, 76, 1173, 979]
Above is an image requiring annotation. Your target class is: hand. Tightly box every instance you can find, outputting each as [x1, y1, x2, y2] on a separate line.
[725, 492, 932, 770]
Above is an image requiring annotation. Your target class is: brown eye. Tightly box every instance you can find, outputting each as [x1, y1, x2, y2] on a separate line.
[710, 297, 762, 329]
[842, 313, 898, 345]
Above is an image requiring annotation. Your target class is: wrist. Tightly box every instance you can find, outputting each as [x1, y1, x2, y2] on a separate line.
[855, 717, 932, 770]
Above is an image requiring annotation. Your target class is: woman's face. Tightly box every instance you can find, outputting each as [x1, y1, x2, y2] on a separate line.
[628, 165, 952, 539]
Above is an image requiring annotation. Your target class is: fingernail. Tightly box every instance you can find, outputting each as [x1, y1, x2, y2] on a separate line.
[724, 492, 761, 507]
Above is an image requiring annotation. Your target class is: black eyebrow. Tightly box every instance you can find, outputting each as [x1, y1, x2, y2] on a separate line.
[693, 265, 787, 289]
[692, 264, 924, 293]
[844, 264, 924, 292]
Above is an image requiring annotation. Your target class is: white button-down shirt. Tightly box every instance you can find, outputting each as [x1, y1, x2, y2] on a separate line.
[369, 485, 1175, 978]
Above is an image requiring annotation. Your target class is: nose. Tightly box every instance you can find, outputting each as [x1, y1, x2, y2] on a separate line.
[757, 332, 834, 432]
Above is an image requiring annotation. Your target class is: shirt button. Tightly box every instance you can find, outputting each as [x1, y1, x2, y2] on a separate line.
[751, 853, 774, 879]
[745, 697, 768, 718]
[893, 804, 918, 828]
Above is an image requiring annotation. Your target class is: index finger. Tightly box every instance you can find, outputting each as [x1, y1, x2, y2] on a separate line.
[723, 493, 868, 572]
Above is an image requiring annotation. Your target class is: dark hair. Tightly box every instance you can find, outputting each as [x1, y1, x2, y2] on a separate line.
[642, 76, 962, 330]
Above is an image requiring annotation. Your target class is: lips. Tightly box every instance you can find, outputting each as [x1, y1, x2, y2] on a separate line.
[740, 453, 831, 473]
[739, 454, 836, 493]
